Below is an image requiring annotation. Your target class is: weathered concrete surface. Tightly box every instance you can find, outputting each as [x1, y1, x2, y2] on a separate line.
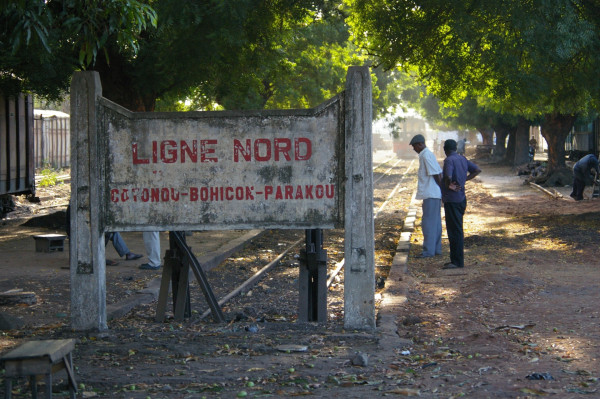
[70, 67, 375, 331]
[343, 66, 375, 330]
[70, 72, 108, 331]
[102, 96, 343, 231]
[378, 191, 417, 352]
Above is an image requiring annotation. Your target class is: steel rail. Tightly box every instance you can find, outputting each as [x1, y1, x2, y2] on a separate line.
[374, 159, 414, 220]
[193, 157, 413, 317]
[328, 159, 414, 287]
[197, 238, 303, 321]
[373, 157, 403, 185]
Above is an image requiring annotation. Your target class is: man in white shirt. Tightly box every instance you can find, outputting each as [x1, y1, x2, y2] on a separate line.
[410, 134, 443, 258]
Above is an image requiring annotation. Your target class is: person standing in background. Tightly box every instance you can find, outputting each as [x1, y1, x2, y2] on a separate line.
[65, 204, 143, 266]
[140, 231, 162, 270]
[441, 139, 481, 269]
[457, 138, 466, 155]
[409, 134, 443, 258]
[104, 232, 142, 266]
[570, 154, 599, 201]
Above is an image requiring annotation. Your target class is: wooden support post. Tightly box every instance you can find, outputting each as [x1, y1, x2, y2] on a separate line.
[173, 258, 191, 321]
[155, 252, 174, 322]
[298, 229, 328, 322]
[156, 232, 222, 323]
[155, 235, 191, 322]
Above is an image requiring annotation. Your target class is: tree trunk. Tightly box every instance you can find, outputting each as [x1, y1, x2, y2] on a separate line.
[92, 50, 157, 112]
[492, 121, 517, 161]
[493, 129, 508, 159]
[513, 117, 530, 166]
[505, 131, 515, 164]
[540, 113, 577, 174]
[477, 127, 494, 146]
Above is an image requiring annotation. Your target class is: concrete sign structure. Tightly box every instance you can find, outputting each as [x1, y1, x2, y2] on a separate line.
[104, 98, 342, 230]
[70, 67, 374, 331]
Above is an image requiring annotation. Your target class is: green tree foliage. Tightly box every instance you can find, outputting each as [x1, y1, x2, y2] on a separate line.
[2, 0, 406, 120]
[157, 4, 367, 112]
[82, 0, 390, 113]
[149, 1, 402, 116]
[418, 94, 530, 164]
[0, 0, 156, 99]
[347, 0, 600, 178]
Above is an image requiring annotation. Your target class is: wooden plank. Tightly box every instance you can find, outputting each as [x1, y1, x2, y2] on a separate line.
[63, 354, 77, 390]
[70, 72, 107, 331]
[7, 97, 16, 193]
[529, 182, 562, 199]
[4, 357, 51, 376]
[173, 262, 190, 321]
[1, 339, 75, 363]
[0, 291, 37, 305]
[155, 254, 174, 322]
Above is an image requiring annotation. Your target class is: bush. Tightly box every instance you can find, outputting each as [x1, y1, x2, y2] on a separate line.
[38, 169, 58, 187]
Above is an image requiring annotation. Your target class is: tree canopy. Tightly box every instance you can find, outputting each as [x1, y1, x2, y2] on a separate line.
[0, 0, 156, 99]
[347, 0, 600, 177]
[152, 2, 367, 112]
[2, 0, 408, 117]
[97, 0, 409, 115]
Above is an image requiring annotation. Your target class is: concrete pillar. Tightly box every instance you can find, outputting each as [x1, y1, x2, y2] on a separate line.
[343, 66, 375, 330]
[70, 72, 107, 330]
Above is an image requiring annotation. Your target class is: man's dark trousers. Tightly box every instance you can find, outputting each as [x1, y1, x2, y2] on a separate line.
[444, 199, 466, 267]
[571, 177, 585, 200]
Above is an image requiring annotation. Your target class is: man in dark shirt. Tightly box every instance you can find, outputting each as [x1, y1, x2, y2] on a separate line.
[441, 139, 481, 269]
[570, 154, 600, 201]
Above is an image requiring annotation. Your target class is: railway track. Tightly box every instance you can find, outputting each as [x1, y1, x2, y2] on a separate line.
[116, 154, 418, 328]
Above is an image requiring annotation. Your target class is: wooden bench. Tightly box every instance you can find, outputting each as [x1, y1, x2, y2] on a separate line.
[1, 339, 77, 399]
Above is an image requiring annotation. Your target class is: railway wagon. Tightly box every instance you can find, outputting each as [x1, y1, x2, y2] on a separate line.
[392, 115, 428, 158]
[0, 93, 36, 218]
[392, 136, 413, 157]
[565, 116, 600, 160]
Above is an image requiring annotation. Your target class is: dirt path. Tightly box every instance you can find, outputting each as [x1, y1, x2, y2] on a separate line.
[0, 162, 599, 398]
[400, 163, 600, 398]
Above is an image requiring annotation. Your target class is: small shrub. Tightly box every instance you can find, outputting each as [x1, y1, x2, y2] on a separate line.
[38, 168, 58, 187]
